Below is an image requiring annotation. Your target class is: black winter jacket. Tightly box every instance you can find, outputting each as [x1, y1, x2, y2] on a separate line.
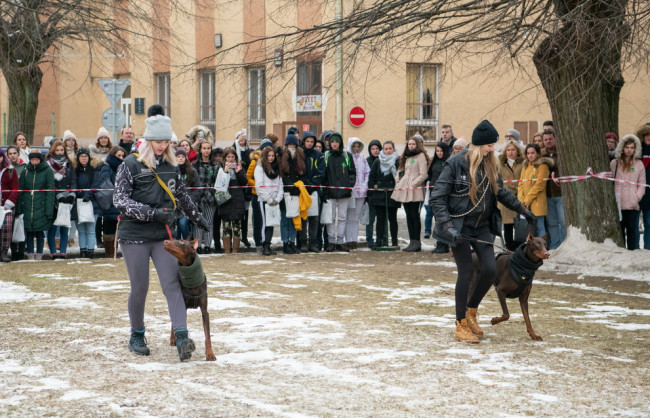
[114, 154, 201, 242]
[367, 159, 400, 208]
[282, 154, 307, 196]
[640, 142, 650, 210]
[303, 147, 325, 195]
[430, 150, 523, 245]
[323, 149, 356, 200]
[218, 169, 248, 220]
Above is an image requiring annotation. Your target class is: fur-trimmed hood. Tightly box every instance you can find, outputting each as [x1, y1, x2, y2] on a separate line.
[523, 156, 554, 169]
[347, 137, 365, 154]
[498, 153, 524, 166]
[185, 125, 215, 145]
[615, 134, 642, 160]
[634, 125, 650, 142]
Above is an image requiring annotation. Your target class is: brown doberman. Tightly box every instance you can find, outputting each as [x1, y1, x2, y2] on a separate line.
[470, 233, 550, 341]
[163, 238, 216, 361]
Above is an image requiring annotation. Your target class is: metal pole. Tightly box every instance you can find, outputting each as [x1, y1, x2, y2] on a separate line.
[51, 113, 55, 137]
[335, 0, 343, 134]
[3, 113, 6, 145]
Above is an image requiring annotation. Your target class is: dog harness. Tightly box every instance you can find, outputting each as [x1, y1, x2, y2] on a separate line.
[498, 242, 544, 298]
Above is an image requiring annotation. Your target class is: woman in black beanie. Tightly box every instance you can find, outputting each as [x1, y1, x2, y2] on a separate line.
[430, 120, 536, 343]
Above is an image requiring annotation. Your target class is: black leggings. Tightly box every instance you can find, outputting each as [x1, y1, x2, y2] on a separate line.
[403, 201, 421, 240]
[374, 205, 398, 246]
[451, 225, 496, 321]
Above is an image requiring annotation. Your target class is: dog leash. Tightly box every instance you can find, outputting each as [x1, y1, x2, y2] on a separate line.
[462, 234, 512, 253]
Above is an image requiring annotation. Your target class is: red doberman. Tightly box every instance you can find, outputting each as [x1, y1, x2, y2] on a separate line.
[163, 238, 216, 361]
[470, 233, 550, 341]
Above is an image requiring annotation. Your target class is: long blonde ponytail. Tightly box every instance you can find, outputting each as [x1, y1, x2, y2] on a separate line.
[467, 144, 499, 204]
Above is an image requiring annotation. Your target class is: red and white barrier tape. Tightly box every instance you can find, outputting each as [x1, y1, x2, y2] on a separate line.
[3, 167, 648, 193]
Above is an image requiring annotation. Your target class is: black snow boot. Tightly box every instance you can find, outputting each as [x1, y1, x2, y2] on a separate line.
[174, 330, 196, 361]
[129, 330, 150, 356]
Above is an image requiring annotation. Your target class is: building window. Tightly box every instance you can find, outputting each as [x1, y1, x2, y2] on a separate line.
[406, 64, 439, 142]
[296, 61, 322, 117]
[248, 67, 266, 141]
[199, 70, 215, 135]
[156, 73, 171, 117]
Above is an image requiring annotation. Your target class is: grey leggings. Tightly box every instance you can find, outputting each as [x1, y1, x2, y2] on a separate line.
[122, 241, 186, 333]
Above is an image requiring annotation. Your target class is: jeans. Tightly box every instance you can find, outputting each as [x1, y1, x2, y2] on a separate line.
[546, 196, 566, 249]
[47, 225, 69, 255]
[642, 209, 650, 250]
[280, 202, 297, 242]
[536, 215, 546, 238]
[424, 204, 434, 234]
[176, 217, 191, 239]
[77, 214, 99, 250]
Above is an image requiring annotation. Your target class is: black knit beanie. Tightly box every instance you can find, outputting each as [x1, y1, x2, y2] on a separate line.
[471, 120, 499, 146]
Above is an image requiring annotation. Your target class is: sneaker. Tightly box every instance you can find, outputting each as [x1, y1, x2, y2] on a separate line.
[325, 243, 336, 252]
[424, 233, 431, 239]
[128, 330, 151, 356]
[174, 330, 196, 361]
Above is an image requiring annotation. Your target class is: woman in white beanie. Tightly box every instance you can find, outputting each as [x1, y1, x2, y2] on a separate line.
[113, 115, 209, 361]
[90, 127, 113, 161]
[63, 130, 79, 161]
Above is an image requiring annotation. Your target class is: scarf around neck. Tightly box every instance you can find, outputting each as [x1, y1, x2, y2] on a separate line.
[378, 151, 398, 176]
[404, 149, 421, 158]
[263, 160, 279, 179]
[48, 155, 67, 176]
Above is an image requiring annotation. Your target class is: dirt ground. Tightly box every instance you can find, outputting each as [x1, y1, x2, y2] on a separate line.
[1, 250, 649, 417]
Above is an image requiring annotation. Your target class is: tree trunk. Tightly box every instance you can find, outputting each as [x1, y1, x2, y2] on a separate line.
[3, 65, 43, 145]
[533, 3, 628, 245]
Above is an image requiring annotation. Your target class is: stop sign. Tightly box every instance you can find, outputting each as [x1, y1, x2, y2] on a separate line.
[349, 106, 366, 127]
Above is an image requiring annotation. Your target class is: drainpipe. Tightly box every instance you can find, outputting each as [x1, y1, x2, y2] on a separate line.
[335, 0, 343, 134]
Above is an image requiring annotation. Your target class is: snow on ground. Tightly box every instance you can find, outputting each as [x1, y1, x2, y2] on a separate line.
[542, 226, 650, 282]
[1, 224, 649, 415]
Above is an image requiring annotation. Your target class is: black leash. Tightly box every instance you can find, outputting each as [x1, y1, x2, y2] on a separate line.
[461, 234, 512, 254]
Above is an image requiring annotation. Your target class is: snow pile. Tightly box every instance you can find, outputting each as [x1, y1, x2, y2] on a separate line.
[542, 226, 650, 282]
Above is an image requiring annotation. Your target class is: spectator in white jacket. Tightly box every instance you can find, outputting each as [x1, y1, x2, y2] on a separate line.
[254, 147, 284, 256]
[345, 137, 371, 249]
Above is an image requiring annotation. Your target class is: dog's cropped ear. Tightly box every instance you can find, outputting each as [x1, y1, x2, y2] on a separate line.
[191, 238, 199, 250]
[541, 233, 548, 242]
[526, 232, 533, 242]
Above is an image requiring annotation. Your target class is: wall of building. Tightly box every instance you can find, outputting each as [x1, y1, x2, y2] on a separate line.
[1, 0, 648, 147]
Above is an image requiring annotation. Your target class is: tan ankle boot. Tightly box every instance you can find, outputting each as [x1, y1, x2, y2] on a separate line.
[222, 237, 232, 254]
[232, 238, 240, 254]
[465, 307, 484, 338]
[455, 319, 479, 343]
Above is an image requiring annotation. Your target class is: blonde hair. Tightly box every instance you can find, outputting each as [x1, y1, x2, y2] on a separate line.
[467, 144, 499, 204]
[137, 139, 177, 168]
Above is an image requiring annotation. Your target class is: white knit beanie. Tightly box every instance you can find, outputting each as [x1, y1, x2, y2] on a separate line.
[143, 115, 172, 141]
[97, 127, 111, 140]
[63, 130, 76, 141]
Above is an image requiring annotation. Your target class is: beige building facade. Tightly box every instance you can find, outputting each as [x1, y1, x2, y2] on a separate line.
[1, 0, 649, 148]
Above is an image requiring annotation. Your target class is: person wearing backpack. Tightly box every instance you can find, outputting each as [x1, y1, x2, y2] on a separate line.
[323, 133, 356, 252]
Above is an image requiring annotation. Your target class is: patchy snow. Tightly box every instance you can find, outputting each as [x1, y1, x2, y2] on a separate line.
[543, 226, 650, 282]
[0, 282, 49, 303]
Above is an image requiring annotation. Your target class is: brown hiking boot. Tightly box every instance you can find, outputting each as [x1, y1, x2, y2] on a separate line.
[455, 319, 479, 343]
[222, 237, 232, 254]
[465, 308, 484, 338]
[232, 238, 240, 254]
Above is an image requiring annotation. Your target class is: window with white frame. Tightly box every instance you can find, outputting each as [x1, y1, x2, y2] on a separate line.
[248, 67, 266, 141]
[199, 70, 215, 136]
[156, 73, 171, 117]
[406, 63, 440, 142]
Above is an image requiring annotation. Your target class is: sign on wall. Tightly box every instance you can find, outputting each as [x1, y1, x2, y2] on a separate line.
[296, 95, 322, 112]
